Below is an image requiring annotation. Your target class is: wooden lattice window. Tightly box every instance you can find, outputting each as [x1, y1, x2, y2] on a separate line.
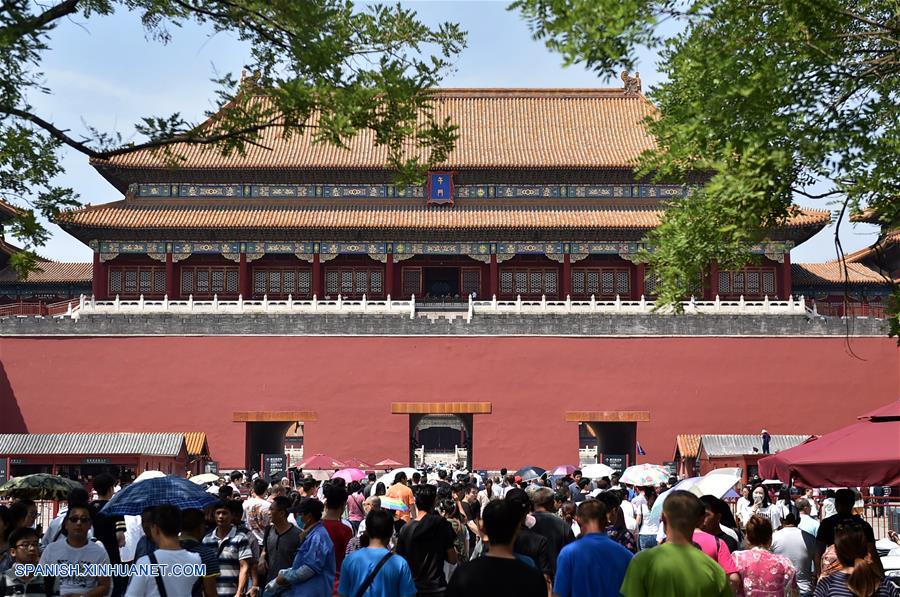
[324, 267, 384, 298]
[180, 265, 239, 297]
[108, 266, 166, 298]
[718, 268, 777, 298]
[499, 268, 558, 298]
[571, 267, 630, 298]
[251, 267, 312, 298]
[401, 267, 422, 297]
[461, 268, 481, 297]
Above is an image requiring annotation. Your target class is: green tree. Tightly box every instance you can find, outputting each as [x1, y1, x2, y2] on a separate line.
[0, 0, 465, 275]
[512, 0, 898, 336]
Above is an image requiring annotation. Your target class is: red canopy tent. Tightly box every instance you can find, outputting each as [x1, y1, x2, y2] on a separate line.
[297, 454, 347, 470]
[759, 400, 900, 487]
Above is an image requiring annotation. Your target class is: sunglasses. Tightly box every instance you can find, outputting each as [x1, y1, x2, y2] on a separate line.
[68, 517, 91, 524]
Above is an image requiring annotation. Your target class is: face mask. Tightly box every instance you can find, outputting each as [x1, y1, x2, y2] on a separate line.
[753, 494, 764, 504]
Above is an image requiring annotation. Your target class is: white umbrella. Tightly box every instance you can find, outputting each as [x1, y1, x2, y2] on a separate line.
[580, 463, 615, 479]
[376, 467, 419, 489]
[619, 464, 669, 487]
[688, 470, 742, 499]
[133, 470, 166, 483]
[189, 473, 221, 485]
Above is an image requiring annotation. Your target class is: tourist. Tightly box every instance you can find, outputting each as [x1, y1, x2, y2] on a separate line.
[821, 490, 837, 520]
[505, 488, 551, 578]
[39, 503, 112, 597]
[373, 483, 386, 498]
[816, 489, 883, 577]
[445, 500, 546, 597]
[796, 498, 820, 539]
[259, 496, 302, 586]
[337, 509, 417, 597]
[386, 472, 416, 524]
[553, 499, 633, 597]
[460, 485, 481, 553]
[698, 495, 740, 553]
[634, 487, 659, 550]
[438, 497, 468, 566]
[595, 491, 637, 553]
[737, 486, 753, 528]
[395, 484, 457, 597]
[813, 520, 898, 597]
[362, 473, 377, 498]
[345, 482, 366, 535]
[571, 479, 591, 504]
[228, 471, 244, 495]
[530, 487, 575, 580]
[749, 484, 783, 530]
[243, 478, 272, 547]
[620, 491, 730, 597]
[321, 484, 353, 592]
[690, 503, 741, 594]
[773, 513, 818, 596]
[125, 505, 202, 597]
[776, 489, 797, 521]
[732, 515, 797, 597]
[354, 496, 382, 539]
[179, 509, 221, 597]
[269, 498, 335, 597]
[0, 527, 53, 595]
[0, 507, 10, 574]
[203, 501, 253, 596]
[477, 478, 495, 511]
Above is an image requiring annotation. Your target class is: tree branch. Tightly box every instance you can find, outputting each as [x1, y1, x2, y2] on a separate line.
[791, 187, 842, 199]
[0, 0, 80, 39]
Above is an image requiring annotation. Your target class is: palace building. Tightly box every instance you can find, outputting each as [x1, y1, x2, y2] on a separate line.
[0, 84, 896, 475]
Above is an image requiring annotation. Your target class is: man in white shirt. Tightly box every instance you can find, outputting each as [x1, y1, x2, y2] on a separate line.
[796, 498, 820, 538]
[125, 505, 202, 597]
[228, 471, 244, 495]
[772, 513, 817, 597]
[39, 504, 111, 597]
[242, 479, 271, 546]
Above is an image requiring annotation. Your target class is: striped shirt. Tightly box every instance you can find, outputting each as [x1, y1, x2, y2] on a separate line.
[203, 526, 253, 596]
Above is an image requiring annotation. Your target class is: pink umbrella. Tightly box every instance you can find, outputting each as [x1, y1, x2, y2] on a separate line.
[341, 457, 372, 469]
[298, 454, 346, 470]
[551, 464, 578, 476]
[332, 468, 367, 483]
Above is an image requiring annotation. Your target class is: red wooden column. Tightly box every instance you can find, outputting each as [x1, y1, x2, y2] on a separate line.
[239, 253, 251, 298]
[781, 251, 792, 299]
[635, 263, 646, 299]
[709, 261, 719, 299]
[312, 253, 322, 297]
[165, 252, 177, 298]
[489, 254, 498, 298]
[92, 252, 108, 299]
[385, 253, 394, 298]
[562, 253, 572, 299]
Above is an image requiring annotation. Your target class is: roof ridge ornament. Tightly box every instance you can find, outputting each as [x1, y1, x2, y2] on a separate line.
[620, 71, 642, 96]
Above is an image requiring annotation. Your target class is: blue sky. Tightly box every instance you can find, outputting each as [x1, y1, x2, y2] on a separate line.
[27, 0, 877, 263]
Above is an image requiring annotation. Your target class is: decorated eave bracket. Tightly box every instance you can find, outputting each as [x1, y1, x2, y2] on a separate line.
[129, 182, 694, 201]
[93, 239, 792, 264]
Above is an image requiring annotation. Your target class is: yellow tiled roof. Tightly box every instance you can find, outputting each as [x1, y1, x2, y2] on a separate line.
[182, 432, 209, 457]
[791, 262, 890, 286]
[58, 202, 830, 232]
[0, 261, 92, 283]
[92, 89, 658, 171]
[675, 434, 701, 459]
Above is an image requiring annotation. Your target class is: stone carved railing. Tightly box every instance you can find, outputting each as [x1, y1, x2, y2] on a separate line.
[54, 293, 814, 320]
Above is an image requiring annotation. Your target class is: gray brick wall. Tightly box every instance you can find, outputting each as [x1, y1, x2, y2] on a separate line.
[0, 313, 889, 337]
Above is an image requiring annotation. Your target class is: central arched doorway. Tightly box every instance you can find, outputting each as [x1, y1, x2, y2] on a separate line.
[410, 413, 472, 470]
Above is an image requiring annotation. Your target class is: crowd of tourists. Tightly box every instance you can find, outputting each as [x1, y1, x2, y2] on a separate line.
[0, 467, 897, 597]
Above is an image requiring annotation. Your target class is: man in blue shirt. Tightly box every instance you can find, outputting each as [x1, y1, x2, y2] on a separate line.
[552, 499, 633, 597]
[337, 509, 416, 597]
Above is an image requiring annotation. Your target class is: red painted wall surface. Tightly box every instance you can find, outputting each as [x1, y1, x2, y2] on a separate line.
[1, 337, 897, 470]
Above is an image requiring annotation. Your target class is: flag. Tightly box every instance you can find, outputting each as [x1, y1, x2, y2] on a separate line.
[636, 442, 646, 456]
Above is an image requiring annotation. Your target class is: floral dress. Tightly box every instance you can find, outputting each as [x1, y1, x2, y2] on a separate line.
[733, 547, 798, 596]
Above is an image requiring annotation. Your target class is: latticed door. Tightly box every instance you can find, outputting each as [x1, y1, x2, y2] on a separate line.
[460, 268, 481, 297]
[402, 267, 422, 297]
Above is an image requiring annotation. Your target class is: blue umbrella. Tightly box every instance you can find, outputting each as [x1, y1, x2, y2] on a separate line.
[100, 475, 220, 516]
[515, 466, 547, 481]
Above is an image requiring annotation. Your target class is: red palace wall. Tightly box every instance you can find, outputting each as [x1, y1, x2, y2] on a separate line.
[1, 336, 897, 470]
